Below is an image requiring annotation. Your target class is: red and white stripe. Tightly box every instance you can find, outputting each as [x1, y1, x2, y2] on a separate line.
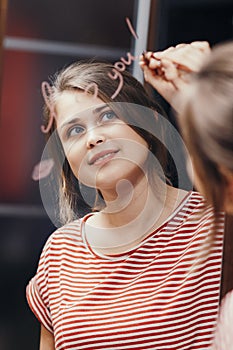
[27, 192, 224, 350]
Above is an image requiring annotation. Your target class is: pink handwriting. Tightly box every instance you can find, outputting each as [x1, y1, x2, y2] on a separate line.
[104, 18, 138, 99]
[121, 51, 137, 65]
[108, 68, 124, 100]
[84, 17, 139, 100]
[84, 82, 98, 98]
[105, 18, 138, 99]
[32, 158, 54, 181]
[125, 17, 138, 40]
[41, 81, 56, 134]
[107, 52, 137, 99]
[41, 18, 139, 133]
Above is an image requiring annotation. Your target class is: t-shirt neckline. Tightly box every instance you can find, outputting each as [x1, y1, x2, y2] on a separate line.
[81, 191, 193, 261]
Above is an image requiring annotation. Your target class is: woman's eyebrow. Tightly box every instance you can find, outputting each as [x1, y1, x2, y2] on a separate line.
[92, 104, 108, 114]
[60, 116, 82, 132]
[59, 104, 109, 131]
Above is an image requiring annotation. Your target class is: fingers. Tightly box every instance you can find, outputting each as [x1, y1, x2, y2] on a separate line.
[140, 41, 210, 111]
[190, 41, 211, 52]
[142, 64, 164, 87]
[140, 51, 160, 69]
[159, 58, 191, 92]
[152, 46, 205, 72]
[160, 58, 178, 81]
[142, 64, 177, 99]
[140, 52, 163, 76]
[143, 64, 188, 112]
[141, 54, 188, 85]
[141, 41, 211, 73]
[177, 41, 210, 52]
[140, 51, 192, 111]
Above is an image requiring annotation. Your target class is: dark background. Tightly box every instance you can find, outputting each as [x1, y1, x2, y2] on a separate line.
[0, 0, 232, 349]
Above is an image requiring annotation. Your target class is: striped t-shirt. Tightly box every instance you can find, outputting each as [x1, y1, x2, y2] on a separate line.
[27, 192, 224, 350]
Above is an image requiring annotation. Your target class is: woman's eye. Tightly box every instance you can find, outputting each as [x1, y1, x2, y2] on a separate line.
[68, 126, 84, 137]
[101, 110, 118, 122]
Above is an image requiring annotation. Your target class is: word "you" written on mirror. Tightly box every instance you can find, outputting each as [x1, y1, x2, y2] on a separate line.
[41, 17, 139, 134]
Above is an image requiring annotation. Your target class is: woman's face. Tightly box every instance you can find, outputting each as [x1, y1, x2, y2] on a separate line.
[55, 91, 149, 197]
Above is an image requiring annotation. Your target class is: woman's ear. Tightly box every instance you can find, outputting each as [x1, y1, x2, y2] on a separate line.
[219, 166, 233, 214]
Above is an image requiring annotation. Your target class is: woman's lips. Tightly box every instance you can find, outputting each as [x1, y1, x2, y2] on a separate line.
[89, 149, 119, 166]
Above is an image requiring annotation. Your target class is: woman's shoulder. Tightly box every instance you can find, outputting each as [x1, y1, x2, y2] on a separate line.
[173, 190, 225, 226]
[172, 188, 207, 208]
[172, 190, 207, 216]
[41, 215, 89, 255]
[185, 190, 223, 213]
[187, 190, 208, 206]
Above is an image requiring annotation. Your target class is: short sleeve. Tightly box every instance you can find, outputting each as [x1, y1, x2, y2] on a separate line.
[26, 239, 53, 333]
[211, 290, 233, 349]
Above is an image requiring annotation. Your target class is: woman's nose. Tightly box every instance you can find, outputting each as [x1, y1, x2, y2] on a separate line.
[86, 128, 105, 149]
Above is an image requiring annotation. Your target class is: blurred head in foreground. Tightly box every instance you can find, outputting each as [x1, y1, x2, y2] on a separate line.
[179, 41, 233, 214]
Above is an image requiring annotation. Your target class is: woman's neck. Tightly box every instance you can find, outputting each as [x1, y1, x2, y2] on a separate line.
[85, 178, 155, 252]
[84, 176, 188, 255]
[85, 176, 187, 255]
[100, 176, 155, 228]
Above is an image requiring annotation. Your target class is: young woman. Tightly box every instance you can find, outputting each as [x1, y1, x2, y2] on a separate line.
[27, 61, 224, 350]
[140, 40, 233, 349]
